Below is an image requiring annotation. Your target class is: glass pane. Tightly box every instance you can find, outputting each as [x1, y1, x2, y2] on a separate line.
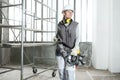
[43, 33, 47, 41]
[43, 21, 47, 31]
[15, 0, 20, 4]
[37, 20, 41, 30]
[51, 24, 55, 31]
[43, 6, 47, 18]
[52, 0, 56, 10]
[9, 20, 14, 25]
[9, 29, 14, 41]
[27, 0, 31, 13]
[37, 3, 41, 18]
[26, 31, 31, 41]
[9, 0, 14, 4]
[51, 33, 55, 41]
[15, 7, 20, 21]
[48, 22, 51, 31]
[36, 33, 41, 41]
[43, 0, 47, 5]
[26, 15, 32, 25]
[15, 21, 19, 25]
[32, 0, 35, 13]
[47, 33, 52, 41]
[9, 7, 14, 20]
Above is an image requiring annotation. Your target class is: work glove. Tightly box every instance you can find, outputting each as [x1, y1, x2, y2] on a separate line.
[60, 49, 68, 58]
[58, 44, 68, 58]
[53, 37, 58, 42]
[71, 48, 80, 56]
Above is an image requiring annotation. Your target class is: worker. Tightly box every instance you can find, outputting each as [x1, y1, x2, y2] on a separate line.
[55, 5, 80, 80]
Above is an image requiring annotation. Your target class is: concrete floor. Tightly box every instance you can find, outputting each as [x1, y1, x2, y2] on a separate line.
[0, 65, 120, 80]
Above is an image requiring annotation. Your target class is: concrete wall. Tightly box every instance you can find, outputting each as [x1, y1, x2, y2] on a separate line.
[0, 48, 11, 65]
[9, 42, 92, 66]
[0, 0, 10, 65]
[10, 45, 56, 65]
[79, 42, 92, 67]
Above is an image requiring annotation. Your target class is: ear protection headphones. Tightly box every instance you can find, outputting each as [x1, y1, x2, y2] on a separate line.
[62, 17, 72, 24]
[65, 18, 71, 23]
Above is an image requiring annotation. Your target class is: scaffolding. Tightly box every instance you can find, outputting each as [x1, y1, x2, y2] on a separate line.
[0, 0, 58, 80]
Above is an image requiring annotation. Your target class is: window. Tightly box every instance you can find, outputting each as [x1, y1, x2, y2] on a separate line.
[8, 0, 92, 42]
[9, 0, 56, 42]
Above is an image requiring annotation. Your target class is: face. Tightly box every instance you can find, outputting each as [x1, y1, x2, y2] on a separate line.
[63, 10, 73, 19]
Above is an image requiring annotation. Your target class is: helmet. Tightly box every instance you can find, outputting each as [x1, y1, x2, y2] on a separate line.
[62, 5, 73, 12]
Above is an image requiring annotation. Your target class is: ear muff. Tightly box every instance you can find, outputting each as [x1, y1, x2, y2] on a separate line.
[65, 19, 71, 24]
[62, 18, 72, 24]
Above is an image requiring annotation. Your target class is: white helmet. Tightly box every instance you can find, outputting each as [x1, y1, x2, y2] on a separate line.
[62, 5, 73, 12]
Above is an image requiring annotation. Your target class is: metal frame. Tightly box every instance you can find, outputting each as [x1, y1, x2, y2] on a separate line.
[86, 0, 88, 41]
[0, 24, 21, 27]
[21, 0, 25, 79]
[0, 4, 22, 8]
[0, 0, 56, 42]
[81, 0, 82, 42]
[0, 0, 22, 76]
[41, 0, 43, 41]
[0, 1, 22, 42]
[0, 0, 58, 80]
[74, 0, 76, 21]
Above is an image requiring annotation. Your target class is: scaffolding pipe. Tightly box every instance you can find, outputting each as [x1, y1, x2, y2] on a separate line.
[34, 0, 37, 41]
[31, 0, 32, 41]
[25, 0, 27, 42]
[56, 0, 58, 34]
[21, 0, 26, 80]
[80, 0, 82, 41]
[74, 0, 76, 21]
[41, 0, 43, 41]
[0, 4, 22, 8]
[86, 0, 88, 41]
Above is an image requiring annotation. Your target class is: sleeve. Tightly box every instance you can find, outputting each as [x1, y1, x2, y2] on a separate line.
[74, 24, 80, 50]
